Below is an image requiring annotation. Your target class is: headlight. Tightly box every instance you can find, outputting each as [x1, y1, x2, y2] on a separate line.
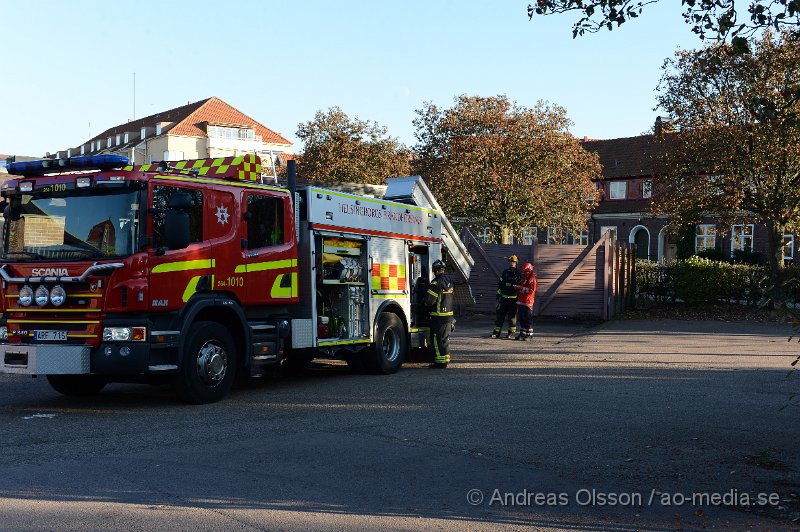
[18, 285, 33, 307]
[102, 327, 147, 342]
[50, 285, 67, 307]
[0, 326, 7, 341]
[34, 286, 50, 307]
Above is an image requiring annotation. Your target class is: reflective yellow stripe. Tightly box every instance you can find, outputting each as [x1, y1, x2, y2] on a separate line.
[372, 294, 408, 299]
[7, 308, 102, 313]
[152, 259, 215, 274]
[8, 320, 100, 324]
[182, 274, 214, 302]
[270, 272, 298, 298]
[430, 312, 453, 316]
[153, 174, 286, 192]
[235, 259, 296, 274]
[317, 339, 371, 346]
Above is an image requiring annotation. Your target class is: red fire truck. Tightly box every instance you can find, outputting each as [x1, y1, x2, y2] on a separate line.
[0, 154, 472, 403]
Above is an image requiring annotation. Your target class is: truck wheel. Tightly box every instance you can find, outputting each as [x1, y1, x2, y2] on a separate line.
[46, 375, 107, 397]
[173, 321, 236, 404]
[364, 312, 407, 374]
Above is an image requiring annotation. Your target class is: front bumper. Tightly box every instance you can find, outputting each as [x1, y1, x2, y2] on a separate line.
[1, 344, 91, 375]
[0, 341, 155, 376]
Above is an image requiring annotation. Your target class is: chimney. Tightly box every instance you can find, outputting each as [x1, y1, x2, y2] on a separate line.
[582, 136, 588, 142]
[654, 115, 674, 135]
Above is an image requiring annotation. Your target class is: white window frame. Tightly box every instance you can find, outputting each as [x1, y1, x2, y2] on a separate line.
[609, 181, 627, 200]
[521, 227, 537, 246]
[600, 226, 617, 242]
[784, 234, 795, 260]
[90, 141, 95, 152]
[546, 227, 568, 245]
[578, 229, 589, 246]
[642, 179, 653, 199]
[695, 224, 716, 254]
[124, 133, 129, 143]
[106, 137, 112, 148]
[156, 123, 162, 135]
[478, 226, 495, 244]
[116, 134, 121, 146]
[141, 127, 147, 139]
[730, 224, 754, 255]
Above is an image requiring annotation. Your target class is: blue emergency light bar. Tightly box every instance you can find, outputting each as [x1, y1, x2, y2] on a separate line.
[7, 154, 130, 177]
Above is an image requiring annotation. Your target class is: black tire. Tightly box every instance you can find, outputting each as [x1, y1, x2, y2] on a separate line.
[363, 312, 407, 375]
[173, 321, 237, 404]
[46, 375, 107, 397]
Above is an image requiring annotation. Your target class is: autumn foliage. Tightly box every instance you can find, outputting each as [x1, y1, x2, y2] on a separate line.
[412, 95, 600, 242]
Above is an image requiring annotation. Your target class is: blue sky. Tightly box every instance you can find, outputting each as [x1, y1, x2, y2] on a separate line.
[0, 0, 704, 157]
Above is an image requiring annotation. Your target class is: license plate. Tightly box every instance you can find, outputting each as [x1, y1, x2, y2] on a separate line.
[33, 330, 68, 341]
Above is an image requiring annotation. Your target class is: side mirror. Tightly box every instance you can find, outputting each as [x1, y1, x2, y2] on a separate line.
[165, 210, 190, 250]
[167, 192, 194, 210]
[4, 204, 21, 222]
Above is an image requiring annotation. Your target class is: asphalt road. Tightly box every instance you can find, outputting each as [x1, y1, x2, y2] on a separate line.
[0, 317, 798, 531]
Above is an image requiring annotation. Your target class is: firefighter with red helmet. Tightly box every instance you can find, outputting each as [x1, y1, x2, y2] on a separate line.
[423, 259, 454, 368]
[514, 262, 537, 341]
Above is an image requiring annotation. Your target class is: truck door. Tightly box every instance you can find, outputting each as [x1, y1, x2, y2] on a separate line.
[148, 184, 212, 312]
[240, 191, 298, 306]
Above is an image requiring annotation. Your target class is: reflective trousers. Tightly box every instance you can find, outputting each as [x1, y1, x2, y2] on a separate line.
[430, 315, 452, 365]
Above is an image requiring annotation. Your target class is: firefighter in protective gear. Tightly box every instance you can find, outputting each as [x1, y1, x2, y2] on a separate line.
[423, 259, 454, 368]
[491, 255, 522, 338]
[514, 262, 537, 341]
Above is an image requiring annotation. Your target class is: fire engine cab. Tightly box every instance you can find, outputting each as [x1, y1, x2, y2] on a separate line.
[0, 154, 472, 403]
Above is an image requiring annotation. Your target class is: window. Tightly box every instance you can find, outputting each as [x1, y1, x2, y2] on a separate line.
[151, 186, 203, 248]
[124, 133, 129, 143]
[80, 145, 85, 155]
[141, 127, 147, 139]
[67, 149, 71, 158]
[521, 227, 537, 246]
[547, 227, 567, 245]
[477, 226, 496, 244]
[600, 226, 617, 242]
[578, 229, 589, 246]
[162, 151, 184, 162]
[784, 234, 795, 260]
[156, 123, 162, 135]
[609, 181, 627, 200]
[731, 224, 754, 255]
[107, 137, 112, 148]
[116, 134, 121, 146]
[695, 224, 716, 253]
[247, 195, 285, 248]
[642, 180, 653, 199]
[91, 141, 95, 152]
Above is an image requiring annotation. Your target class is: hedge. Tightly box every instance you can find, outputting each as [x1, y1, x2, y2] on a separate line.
[636, 257, 800, 306]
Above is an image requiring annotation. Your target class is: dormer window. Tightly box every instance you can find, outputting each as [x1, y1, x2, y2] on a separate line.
[67, 149, 72, 158]
[91, 141, 95, 152]
[141, 127, 147, 139]
[156, 123, 162, 135]
[124, 133, 129, 143]
[116, 134, 121, 146]
[80, 145, 85, 155]
[609, 181, 627, 200]
[107, 137, 112, 148]
[642, 180, 653, 199]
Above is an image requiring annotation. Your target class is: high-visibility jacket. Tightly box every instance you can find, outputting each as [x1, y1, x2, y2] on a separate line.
[497, 267, 522, 299]
[516, 273, 537, 310]
[424, 273, 454, 316]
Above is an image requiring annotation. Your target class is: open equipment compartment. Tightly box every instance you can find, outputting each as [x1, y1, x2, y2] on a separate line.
[315, 235, 369, 342]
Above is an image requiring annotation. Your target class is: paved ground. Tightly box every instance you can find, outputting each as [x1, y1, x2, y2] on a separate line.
[0, 316, 798, 531]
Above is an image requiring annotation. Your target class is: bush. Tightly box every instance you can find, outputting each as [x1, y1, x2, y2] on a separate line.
[636, 257, 800, 306]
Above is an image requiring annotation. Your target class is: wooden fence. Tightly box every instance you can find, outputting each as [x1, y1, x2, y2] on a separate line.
[463, 229, 635, 320]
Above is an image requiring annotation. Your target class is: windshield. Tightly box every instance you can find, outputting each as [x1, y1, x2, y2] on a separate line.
[1, 189, 142, 261]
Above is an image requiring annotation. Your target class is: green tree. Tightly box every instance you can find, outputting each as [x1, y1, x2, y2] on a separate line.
[529, 1, 800, 44]
[653, 30, 800, 306]
[412, 95, 600, 243]
[296, 107, 411, 185]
